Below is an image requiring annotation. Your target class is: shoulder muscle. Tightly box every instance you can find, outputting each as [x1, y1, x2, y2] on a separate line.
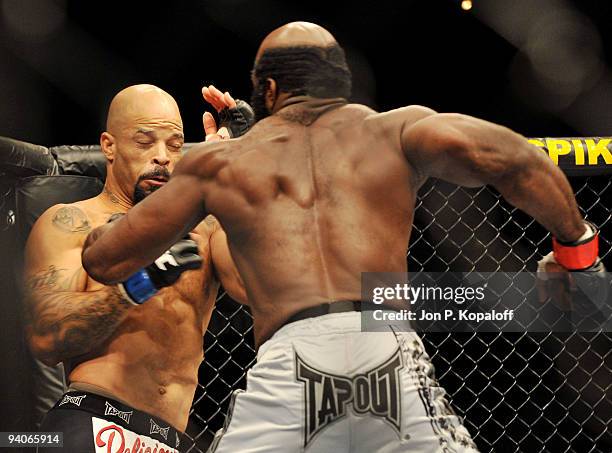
[25, 203, 91, 277]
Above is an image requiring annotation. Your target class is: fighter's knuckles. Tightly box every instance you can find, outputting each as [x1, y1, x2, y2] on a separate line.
[205, 134, 223, 143]
[218, 99, 255, 138]
[218, 127, 230, 139]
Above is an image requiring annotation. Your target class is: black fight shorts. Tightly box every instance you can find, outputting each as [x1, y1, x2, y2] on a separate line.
[38, 391, 183, 453]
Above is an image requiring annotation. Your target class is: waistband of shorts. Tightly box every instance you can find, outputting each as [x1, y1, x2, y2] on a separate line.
[280, 300, 380, 329]
[257, 310, 364, 359]
[51, 390, 184, 446]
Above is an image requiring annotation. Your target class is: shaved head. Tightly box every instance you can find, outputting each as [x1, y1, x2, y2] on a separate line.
[106, 84, 182, 134]
[256, 22, 337, 62]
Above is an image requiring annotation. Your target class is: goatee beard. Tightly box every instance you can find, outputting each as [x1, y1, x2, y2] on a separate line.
[132, 184, 161, 204]
[132, 166, 170, 204]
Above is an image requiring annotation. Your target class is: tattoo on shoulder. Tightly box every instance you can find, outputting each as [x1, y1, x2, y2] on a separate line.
[52, 206, 91, 233]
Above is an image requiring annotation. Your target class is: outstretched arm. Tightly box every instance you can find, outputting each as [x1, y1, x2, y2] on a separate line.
[82, 150, 209, 284]
[402, 112, 585, 242]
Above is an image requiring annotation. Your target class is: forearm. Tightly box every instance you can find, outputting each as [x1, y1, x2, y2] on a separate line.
[26, 285, 131, 365]
[492, 144, 585, 242]
[82, 173, 206, 284]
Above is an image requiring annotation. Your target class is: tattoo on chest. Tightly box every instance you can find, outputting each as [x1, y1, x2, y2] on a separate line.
[52, 206, 91, 233]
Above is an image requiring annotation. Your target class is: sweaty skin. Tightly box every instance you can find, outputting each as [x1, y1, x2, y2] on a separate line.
[24, 85, 244, 431]
[82, 24, 585, 347]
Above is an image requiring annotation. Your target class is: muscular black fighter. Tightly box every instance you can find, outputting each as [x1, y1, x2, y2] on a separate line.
[81, 23, 602, 452]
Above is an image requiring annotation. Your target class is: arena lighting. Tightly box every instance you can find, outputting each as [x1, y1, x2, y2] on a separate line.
[461, 0, 473, 11]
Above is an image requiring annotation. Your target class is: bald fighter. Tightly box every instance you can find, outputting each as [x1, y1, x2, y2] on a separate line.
[25, 84, 246, 452]
[82, 23, 602, 452]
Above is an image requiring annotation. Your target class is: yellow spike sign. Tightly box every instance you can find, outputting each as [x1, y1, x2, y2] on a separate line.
[528, 137, 612, 175]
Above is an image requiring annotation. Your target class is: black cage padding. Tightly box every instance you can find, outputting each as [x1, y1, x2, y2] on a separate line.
[15, 175, 104, 246]
[0, 136, 58, 178]
[50, 145, 106, 179]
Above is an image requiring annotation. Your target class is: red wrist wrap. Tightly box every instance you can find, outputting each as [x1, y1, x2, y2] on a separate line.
[552, 223, 599, 270]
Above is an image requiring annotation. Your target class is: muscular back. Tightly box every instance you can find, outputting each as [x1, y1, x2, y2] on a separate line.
[203, 103, 427, 342]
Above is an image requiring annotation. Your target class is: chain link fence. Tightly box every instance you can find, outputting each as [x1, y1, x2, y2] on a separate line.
[184, 175, 612, 452]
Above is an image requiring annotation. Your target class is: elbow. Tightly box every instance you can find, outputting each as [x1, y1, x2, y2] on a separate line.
[81, 226, 121, 285]
[225, 283, 249, 305]
[27, 334, 61, 367]
[81, 236, 105, 283]
[81, 253, 104, 283]
[81, 248, 121, 285]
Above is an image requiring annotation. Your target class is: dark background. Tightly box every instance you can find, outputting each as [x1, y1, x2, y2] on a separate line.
[2, 0, 612, 146]
[1, 1, 612, 452]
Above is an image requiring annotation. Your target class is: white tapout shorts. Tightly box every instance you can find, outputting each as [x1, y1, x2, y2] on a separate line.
[208, 312, 478, 453]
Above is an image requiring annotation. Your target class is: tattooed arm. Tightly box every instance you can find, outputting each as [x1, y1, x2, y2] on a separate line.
[24, 204, 132, 366]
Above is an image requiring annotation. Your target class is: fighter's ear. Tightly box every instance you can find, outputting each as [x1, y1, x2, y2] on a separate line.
[265, 78, 277, 113]
[100, 132, 115, 163]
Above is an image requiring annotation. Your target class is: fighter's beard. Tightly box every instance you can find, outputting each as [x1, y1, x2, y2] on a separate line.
[250, 81, 270, 122]
[133, 166, 171, 204]
[133, 184, 161, 205]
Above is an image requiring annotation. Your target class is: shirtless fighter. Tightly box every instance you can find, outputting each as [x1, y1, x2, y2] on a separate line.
[81, 23, 603, 452]
[25, 84, 247, 452]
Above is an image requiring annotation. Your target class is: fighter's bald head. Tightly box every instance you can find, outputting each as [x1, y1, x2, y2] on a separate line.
[100, 84, 184, 206]
[256, 22, 337, 62]
[106, 84, 182, 134]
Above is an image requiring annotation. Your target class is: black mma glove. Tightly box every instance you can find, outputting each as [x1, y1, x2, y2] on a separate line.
[219, 99, 255, 138]
[118, 237, 202, 305]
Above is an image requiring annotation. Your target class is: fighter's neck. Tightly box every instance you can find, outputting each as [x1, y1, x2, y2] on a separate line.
[275, 95, 348, 126]
[99, 182, 132, 212]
